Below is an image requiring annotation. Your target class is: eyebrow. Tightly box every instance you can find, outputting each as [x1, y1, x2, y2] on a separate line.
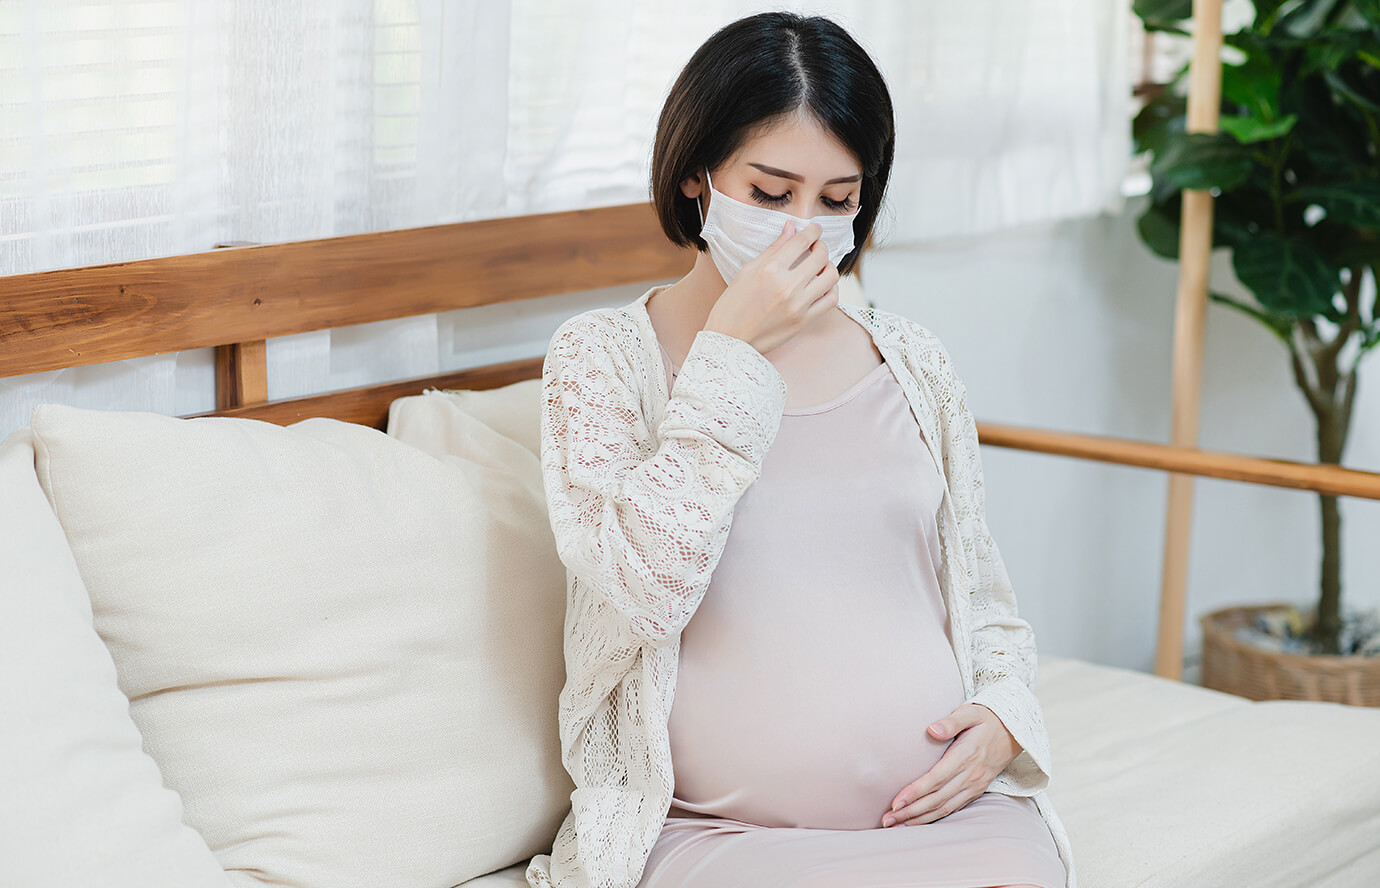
[748, 162, 862, 185]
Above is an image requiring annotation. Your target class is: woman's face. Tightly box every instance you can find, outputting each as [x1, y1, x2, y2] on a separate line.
[683, 110, 862, 222]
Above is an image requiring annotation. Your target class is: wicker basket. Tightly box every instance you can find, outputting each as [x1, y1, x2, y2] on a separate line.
[1200, 603, 1380, 707]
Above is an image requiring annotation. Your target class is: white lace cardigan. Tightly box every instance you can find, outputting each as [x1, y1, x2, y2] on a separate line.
[526, 286, 1077, 888]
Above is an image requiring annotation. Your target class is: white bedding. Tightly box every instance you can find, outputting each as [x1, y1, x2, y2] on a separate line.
[463, 654, 1380, 888]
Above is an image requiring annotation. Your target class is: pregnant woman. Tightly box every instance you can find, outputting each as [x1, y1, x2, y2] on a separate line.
[527, 12, 1076, 888]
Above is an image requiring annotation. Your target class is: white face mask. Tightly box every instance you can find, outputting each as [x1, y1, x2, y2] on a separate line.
[696, 168, 858, 285]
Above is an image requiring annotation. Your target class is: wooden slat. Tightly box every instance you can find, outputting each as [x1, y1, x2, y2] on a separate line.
[0, 202, 690, 378]
[184, 356, 545, 430]
[214, 340, 268, 409]
[976, 422, 1380, 501]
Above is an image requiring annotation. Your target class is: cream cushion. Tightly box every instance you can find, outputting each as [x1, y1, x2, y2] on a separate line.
[0, 427, 232, 888]
[29, 403, 571, 888]
[1038, 654, 1380, 887]
[387, 380, 567, 886]
[398, 380, 544, 459]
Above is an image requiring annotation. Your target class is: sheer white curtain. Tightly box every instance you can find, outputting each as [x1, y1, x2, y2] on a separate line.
[1, 0, 1127, 439]
[507, 0, 1129, 241]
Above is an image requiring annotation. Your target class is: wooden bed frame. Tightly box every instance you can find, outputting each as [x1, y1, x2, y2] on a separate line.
[4, 200, 1379, 683]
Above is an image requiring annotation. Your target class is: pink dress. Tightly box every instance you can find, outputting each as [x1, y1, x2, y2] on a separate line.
[637, 340, 1067, 888]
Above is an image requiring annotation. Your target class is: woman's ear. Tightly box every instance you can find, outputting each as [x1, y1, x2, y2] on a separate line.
[679, 171, 704, 200]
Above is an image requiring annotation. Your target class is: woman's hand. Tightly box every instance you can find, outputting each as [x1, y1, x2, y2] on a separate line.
[703, 220, 840, 355]
[880, 702, 1022, 828]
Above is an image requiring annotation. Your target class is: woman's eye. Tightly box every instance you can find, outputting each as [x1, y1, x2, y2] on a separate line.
[823, 195, 857, 212]
[750, 185, 789, 205]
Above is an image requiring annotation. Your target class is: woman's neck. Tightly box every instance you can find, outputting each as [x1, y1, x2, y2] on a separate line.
[664, 251, 727, 330]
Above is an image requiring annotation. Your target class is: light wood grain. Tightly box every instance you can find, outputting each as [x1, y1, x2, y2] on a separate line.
[0, 203, 690, 378]
[215, 340, 268, 409]
[977, 422, 1380, 501]
[1158, 0, 1225, 681]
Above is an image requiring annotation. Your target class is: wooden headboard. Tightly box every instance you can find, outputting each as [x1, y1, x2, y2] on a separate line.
[0, 202, 690, 431]
[4, 199, 1379, 682]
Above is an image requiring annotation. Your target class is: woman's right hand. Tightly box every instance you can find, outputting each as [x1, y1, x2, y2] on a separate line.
[702, 220, 840, 355]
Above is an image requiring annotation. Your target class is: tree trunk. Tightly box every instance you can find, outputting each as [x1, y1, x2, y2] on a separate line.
[1313, 454, 1344, 655]
[1288, 277, 1362, 655]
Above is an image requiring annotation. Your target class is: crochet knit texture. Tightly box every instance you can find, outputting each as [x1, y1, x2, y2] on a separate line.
[526, 289, 1077, 888]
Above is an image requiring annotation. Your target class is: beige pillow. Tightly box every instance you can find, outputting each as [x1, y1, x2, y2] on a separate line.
[400, 379, 543, 458]
[30, 403, 570, 888]
[0, 427, 232, 888]
[388, 381, 575, 885]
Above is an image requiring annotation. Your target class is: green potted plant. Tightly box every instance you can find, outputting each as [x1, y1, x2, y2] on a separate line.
[1132, 0, 1380, 701]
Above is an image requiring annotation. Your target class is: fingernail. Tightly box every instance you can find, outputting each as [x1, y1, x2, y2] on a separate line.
[882, 816, 895, 827]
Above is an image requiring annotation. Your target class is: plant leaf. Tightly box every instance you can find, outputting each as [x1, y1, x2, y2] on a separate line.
[1305, 33, 1360, 73]
[1355, 0, 1380, 31]
[1137, 202, 1182, 259]
[1133, 91, 1187, 155]
[1214, 195, 1267, 249]
[1293, 182, 1380, 227]
[1133, 0, 1192, 19]
[1220, 112, 1298, 143]
[1324, 68, 1380, 113]
[1232, 232, 1341, 317]
[1133, 0, 1194, 30]
[1148, 168, 1182, 206]
[1151, 132, 1256, 191]
[1293, 75, 1374, 175]
[1251, 0, 1293, 31]
[1222, 53, 1283, 120]
[1361, 320, 1380, 354]
[1283, 0, 1343, 37]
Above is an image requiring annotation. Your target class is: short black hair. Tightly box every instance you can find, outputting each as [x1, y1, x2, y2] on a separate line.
[650, 12, 895, 276]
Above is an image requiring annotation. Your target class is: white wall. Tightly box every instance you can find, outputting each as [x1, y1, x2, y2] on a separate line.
[862, 195, 1380, 681]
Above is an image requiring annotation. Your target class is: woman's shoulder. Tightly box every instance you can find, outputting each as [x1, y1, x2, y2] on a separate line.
[552, 305, 643, 348]
[546, 302, 648, 367]
[841, 302, 958, 378]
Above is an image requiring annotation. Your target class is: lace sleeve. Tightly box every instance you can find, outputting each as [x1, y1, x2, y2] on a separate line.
[934, 337, 1054, 794]
[540, 315, 788, 650]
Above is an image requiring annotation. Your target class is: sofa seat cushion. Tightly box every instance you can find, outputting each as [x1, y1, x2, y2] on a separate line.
[1038, 654, 1380, 887]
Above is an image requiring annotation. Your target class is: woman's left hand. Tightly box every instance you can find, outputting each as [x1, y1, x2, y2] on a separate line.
[881, 702, 1021, 828]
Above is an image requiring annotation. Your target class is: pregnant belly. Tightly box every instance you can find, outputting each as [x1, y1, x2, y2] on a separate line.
[667, 592, 968, 831]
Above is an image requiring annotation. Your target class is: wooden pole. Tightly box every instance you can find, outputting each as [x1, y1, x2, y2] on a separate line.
[1155, 0, 1225, 681]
